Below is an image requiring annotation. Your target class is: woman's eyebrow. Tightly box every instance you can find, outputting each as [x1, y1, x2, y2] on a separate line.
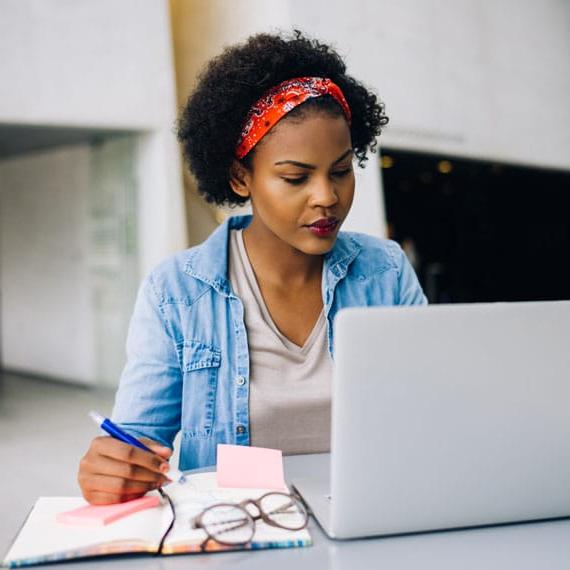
[274, 148, 353, 169]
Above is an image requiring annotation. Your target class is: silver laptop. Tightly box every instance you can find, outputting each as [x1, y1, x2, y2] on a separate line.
[293, 301, 570, 539]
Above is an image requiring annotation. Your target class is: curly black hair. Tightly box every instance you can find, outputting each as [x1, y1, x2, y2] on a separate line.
[176, 29, 389, 207]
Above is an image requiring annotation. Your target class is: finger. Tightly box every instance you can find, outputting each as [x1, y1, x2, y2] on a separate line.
[83, 474, 160, 497]
[86, 491, 145, 505]
[92, 437, 167, 474]
[140, 438, 173, 459]
[83, 454, 166, 484]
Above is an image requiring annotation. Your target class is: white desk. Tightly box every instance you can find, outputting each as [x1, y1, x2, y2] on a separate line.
[4, 453, 570, 569]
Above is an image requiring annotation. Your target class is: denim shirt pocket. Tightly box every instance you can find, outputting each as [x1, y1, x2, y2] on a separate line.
[179, 339, 221, 439]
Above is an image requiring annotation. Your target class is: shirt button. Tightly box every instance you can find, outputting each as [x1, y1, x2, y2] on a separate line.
[236, 425, 246, 434]
[236, 375, 246, 386]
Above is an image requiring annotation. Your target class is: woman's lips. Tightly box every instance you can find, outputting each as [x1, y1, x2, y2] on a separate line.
[306, 218, 339, 237]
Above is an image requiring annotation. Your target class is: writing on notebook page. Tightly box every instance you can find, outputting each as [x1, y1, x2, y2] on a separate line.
[216, 444, 287, 490]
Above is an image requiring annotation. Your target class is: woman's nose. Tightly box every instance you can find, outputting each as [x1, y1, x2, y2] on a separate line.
[308, 176, 339, 208]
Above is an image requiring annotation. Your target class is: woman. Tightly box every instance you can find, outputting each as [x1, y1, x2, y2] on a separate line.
[78, 30, 427, 504]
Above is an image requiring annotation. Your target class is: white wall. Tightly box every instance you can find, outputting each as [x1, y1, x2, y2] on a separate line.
[0, 145, 96, 383]
[0, 0, 187, 271]
[289, 0, 570, 171]
[0, 0, 186, 385]
[0, 0, 174, 130]
[0, 137, 140, 385]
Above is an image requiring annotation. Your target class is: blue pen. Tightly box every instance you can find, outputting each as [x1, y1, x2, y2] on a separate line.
[89, 411, 186, 484]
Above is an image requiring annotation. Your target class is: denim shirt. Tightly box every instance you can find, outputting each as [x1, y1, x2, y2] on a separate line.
[112, 214, 427, 470]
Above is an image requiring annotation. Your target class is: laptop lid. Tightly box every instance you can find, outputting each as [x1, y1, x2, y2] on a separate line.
[329, 301, 570, 538]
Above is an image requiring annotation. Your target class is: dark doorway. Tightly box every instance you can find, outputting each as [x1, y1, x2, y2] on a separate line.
[381, 149, 570, 303]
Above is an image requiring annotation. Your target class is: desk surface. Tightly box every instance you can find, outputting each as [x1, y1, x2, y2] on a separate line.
[5, 453, 570, 570]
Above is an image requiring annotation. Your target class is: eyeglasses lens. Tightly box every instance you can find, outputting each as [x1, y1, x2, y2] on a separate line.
[259, 493, 308, 530]
[201, 505, 255, 545]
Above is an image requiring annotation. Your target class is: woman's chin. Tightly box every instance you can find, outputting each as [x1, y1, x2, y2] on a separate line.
[296, 234, 339, 256]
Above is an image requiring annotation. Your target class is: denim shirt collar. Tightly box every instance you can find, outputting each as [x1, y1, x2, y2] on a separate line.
[184, 214, 362, 297]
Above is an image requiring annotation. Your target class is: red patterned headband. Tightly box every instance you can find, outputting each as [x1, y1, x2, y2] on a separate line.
[235, 76, 352, 159]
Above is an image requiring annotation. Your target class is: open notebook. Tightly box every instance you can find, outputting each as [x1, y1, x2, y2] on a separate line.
[3, 472, 312, 567]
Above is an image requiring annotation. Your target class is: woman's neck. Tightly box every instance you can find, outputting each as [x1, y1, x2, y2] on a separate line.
[241, 224, 323, 290]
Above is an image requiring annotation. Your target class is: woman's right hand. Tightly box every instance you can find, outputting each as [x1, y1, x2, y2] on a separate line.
[78, 436, 173, 504]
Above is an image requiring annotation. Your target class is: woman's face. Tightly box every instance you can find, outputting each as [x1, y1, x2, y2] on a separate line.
[230, 112, 355, 256]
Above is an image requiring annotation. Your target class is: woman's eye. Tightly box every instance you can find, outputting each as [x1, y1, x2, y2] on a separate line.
[282, 177, 307, 185]
[282, 169, 352, 185]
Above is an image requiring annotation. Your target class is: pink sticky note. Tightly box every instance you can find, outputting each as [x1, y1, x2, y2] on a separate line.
[56, 495, 161, 526]
[216, 444, 286, 490]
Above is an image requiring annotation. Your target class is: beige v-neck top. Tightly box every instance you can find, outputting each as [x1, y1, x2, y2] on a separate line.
[228, 229, 333, 455]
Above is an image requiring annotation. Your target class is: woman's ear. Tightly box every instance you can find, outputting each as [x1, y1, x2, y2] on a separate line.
[229, 159, 251, 199]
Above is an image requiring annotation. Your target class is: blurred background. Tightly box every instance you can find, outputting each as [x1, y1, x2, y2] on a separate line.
[0, 0, 569, 537]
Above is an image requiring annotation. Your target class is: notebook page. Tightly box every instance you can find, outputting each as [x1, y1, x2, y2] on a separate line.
[162, 472, 311, 553]
[3, 494, 171, 567]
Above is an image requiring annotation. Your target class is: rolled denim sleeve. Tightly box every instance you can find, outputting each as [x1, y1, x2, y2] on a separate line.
[111, 272, 182, 448]
[396, 243, 428, 305]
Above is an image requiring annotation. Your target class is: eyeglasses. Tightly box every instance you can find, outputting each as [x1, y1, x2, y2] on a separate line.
[190, 491, 309, 551]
